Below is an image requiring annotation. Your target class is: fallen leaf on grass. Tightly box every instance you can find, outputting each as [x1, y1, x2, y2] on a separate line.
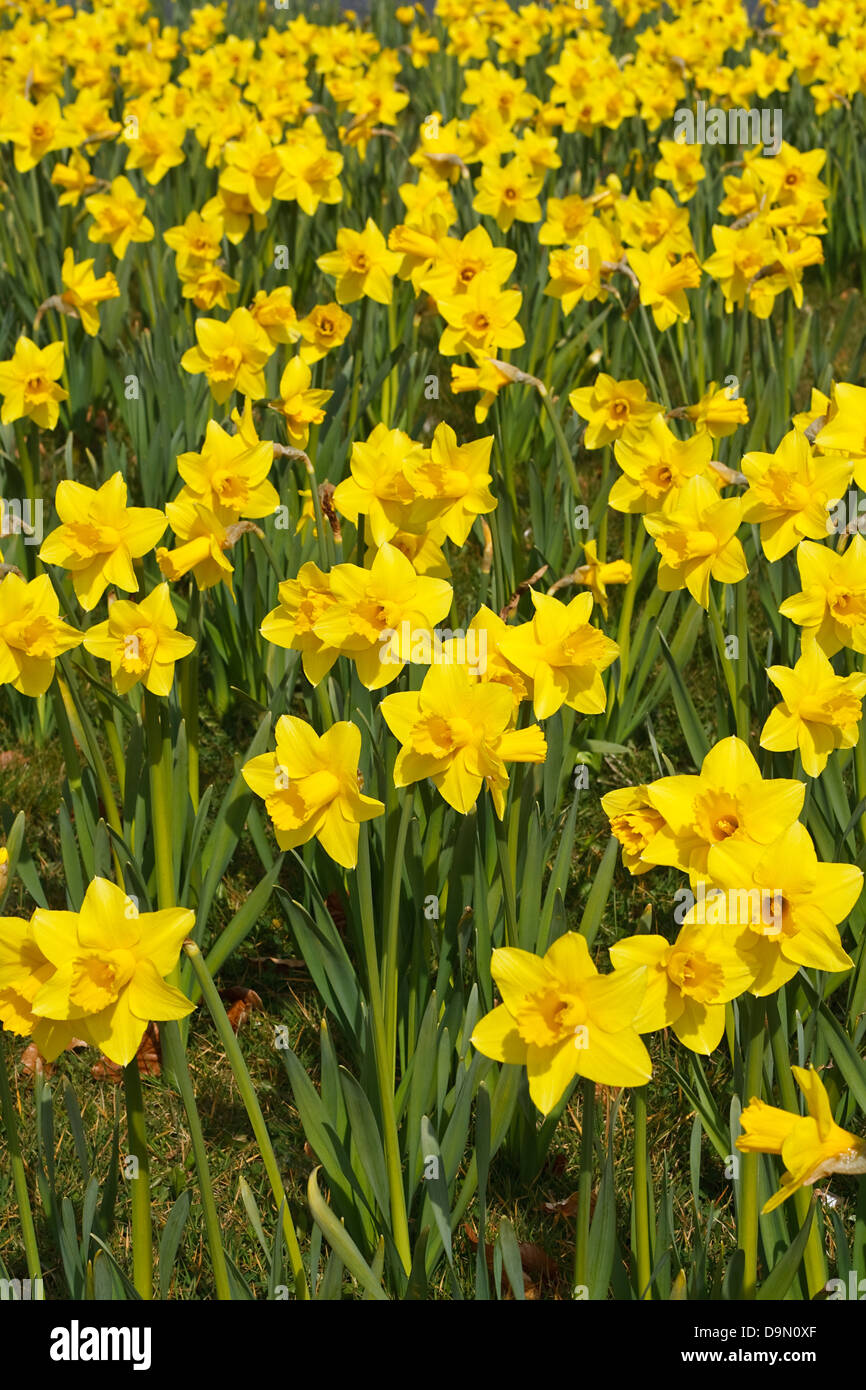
[542, 1192, 579, 1220]
[218, 986, 264, 1032]
[463, 1223, 558, 1294]
[21, 1042, 54, 1077]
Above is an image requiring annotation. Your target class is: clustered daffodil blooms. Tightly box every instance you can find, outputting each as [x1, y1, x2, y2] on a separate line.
[331, 420, 495, 554]
[604, 733, 862, 998]
[2, 0, 865, 1304]
[262, 542, 453, 689]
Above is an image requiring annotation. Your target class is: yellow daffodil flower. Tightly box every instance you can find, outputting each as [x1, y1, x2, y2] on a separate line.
[437, 277, 525, 358]
[601, 785, 667, 875]
[570, 373, 662, 450]
[610, 922, 756, 1053]
[59, 248, 120, 336]
[261, 561, 341, 686]
[176, 418, 278, 520]
[380, 663, 546, 817]
[269, 357, 333, 447]
[611, 414, 716, 514]
[642, 735, 805, 880]
[156, 497, 236, 593]
[498, 590, 619, 719]
[332, 424, 426, 546]
[741, 428, 853, 561]
[471, 933, 651, 1115]
[0, 573, 81, 696]
[643, 474, 748, 609]
[472, 156, 544, 232]
[297, 302, 353, 363]
[403, 422, 496, 546]
[684, 381, 750, 438]
[85, 175, 155, 258]
[83, 584, 196, 696]
[0, 913, 86, 1062]
[314, 542, 453, 690]
[737, 1066, 866, 1213]
[627, 246, 702, 330]
[572, 540, 632, 617]
[0, 337, 68, 429]
[760, 644, 866, 776]
[30, 878, 194, 1067]
[242, 716, 383, 869]
[779, 536, 866, 657]
[180, 307, 273, 403]
[705, 822, 860, 995]
[317, 219, 401, 305]
[39, 472, 167, 611]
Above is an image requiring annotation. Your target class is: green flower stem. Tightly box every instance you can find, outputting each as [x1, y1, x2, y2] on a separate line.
[766, 994, 827, 1296]
[0, 1034, 42, 1284]
[733, 581, 750, 741]
[314, 680, 334, 731]
[382, 790, 414, 1076]
[50, 677, 84, 800]
[122, 1059, 153, 1300]
[56, 663, 123, 838]
[738, 995, 765, 1298]
[493, 810, 518, 949]
[182, 940, 309, 1300]
[13, 421, 37, 503]
[303, 453, 334, 571]
[101, 705, 127, 794]
[180, 585, 201, 814]
[633, 1085, 652, 1299]
[249, 514, 286, 590]
[356, 823, 412, 1276]
[616, 522, 646, 705]
[640, 307, 672, 410]
[160, 1020, 232, 1300]
[347, 297, 368, 442]
[53, 669, 125, 884]
[574, 1077, 595, 1294]
[537, 383, 581, 500]
[381, 295, 399, 426]
[144, 690, 176, 911]
[853, 697, 866, 849]
[707, 585, 739, 718]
